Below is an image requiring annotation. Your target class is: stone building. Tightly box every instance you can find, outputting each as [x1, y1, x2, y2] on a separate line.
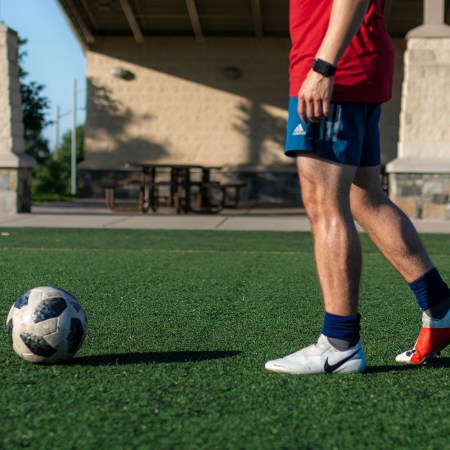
[57, 0, 450, 217]
[0, 23, 35, 213]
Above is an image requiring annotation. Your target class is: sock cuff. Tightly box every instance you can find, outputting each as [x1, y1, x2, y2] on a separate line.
[409, 267, 450, 311]
[321, 312, 361, 344]
[409, 267, 439, 289]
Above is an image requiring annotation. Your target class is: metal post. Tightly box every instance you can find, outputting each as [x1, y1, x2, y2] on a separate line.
[54, 105, 60, 160]
[71, 79, 77, 195]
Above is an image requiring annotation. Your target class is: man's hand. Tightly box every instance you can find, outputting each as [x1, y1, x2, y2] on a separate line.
[298, 70, 334, 123]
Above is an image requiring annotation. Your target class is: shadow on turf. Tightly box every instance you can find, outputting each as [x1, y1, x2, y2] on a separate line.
[69, 350, 241, 366]
[366, 357, 450, 373]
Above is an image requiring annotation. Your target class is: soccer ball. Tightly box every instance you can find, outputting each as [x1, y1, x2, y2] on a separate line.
[6, 286, 87, 364]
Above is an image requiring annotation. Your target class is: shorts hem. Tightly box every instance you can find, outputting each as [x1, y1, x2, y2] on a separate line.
[284, 148, 312, 158]
[285, 147, 380, 167]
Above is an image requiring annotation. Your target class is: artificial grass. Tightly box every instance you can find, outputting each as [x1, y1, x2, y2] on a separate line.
[0, 228, 449, 449]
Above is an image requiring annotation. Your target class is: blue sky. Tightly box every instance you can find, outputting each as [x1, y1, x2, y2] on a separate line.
[1, 0, 86, 150]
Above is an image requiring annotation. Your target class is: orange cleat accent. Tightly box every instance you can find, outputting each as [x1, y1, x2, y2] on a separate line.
[396, 308, 450, 364]
[410, 327, 450, 364]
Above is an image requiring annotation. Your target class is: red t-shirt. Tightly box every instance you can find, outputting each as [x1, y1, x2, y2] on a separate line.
[289, 0, 395, 103]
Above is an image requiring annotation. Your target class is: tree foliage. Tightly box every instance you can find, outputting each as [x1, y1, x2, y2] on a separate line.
[18, 37, 52, 162]
[33, 126, 84, 196]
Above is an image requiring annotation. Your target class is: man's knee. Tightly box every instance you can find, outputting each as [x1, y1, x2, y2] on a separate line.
[302, 183, 352, 228]
[297, 155, 356, 225]
[301, 185, 324, 226]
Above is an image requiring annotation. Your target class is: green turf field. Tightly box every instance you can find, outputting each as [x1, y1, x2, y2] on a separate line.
[1, 228, 449, 449]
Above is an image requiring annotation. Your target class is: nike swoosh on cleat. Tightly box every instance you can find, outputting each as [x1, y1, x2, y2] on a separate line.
[324, 349, 361, 373]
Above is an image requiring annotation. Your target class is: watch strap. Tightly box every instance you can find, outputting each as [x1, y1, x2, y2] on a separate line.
[312, 58, 337, 77]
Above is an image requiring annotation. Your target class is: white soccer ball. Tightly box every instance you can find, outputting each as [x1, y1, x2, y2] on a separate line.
[6, 286, 87, 364]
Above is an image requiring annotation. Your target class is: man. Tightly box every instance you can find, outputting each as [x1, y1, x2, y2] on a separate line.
[265, 0, 450, 375]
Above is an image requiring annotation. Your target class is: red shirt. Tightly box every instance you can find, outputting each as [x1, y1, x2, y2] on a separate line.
[289, 0, 395, 103]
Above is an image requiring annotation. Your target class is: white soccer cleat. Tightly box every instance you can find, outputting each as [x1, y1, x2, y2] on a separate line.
[265, 334, 366, 375]
[396, 308, 450, 364]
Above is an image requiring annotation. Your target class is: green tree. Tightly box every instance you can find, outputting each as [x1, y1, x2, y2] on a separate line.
[55, 126, 84, 165]
[18, 37, 52, 162]
[32, 126, 84, 196]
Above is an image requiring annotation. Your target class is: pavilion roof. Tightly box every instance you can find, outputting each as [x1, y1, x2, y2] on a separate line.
[57, 0, 434, 48]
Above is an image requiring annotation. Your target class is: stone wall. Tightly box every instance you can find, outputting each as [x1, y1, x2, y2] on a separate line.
[392, 173, 450, 219]
[0, 24, 35, 213]
[399, 38, 450, 156]
[0, 168, 32, 212]
[0, 26, 24, 155]
[387, 36, 450, 219]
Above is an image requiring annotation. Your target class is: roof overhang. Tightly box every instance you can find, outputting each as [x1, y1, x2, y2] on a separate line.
[56, 0, 450, 51]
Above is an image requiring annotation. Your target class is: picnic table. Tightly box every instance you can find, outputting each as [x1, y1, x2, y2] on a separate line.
[104, 162, 246, 214]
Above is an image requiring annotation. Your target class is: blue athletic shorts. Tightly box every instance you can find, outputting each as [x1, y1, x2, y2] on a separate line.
[285, 97, 381, 167]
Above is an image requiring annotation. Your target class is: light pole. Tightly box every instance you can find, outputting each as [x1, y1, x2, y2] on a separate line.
[71, 79, 77, 195]
[54, 104, 85, 162]
[71, 79, 85, 196]
[54, 105, 60, 159]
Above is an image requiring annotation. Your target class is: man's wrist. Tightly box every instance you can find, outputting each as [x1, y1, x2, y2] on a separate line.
[312, 58, 337, 77]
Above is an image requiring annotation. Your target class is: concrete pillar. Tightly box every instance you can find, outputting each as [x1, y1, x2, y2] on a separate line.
[0, 23, 36, 213]
[386, 0, 450, 219]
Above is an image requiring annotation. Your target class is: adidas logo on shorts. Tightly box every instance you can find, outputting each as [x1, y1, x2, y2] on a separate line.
[292, 124, 306, 136]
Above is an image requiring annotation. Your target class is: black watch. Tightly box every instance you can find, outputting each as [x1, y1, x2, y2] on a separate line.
[312, 58, 337, 77]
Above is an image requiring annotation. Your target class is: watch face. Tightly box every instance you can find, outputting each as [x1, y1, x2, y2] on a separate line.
[313, 59, 336, 77]
[315, 60, 326, 74]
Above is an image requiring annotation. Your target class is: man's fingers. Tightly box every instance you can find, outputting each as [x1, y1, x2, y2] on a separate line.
[306, 99, 316, 123]
[299, 92, 329, 122]
[322, 97, 330, 118]
[298, 99, 307, 123]
[313, 99, 323, 122]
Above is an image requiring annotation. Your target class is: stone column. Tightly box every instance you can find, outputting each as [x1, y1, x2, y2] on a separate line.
[0, 23, 36, 213]
[386, 0, 450, 219]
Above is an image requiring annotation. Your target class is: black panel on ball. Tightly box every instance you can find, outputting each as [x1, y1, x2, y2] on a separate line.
[14, 292, 30, 309]
[20, 331, 57, 357]
[67, 318, 84, 354]
[32, 297, 67, 323]
[7, 319, 13, 345]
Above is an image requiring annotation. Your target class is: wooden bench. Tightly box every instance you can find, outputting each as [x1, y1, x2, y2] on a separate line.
[103, 182, 146, 213]
[128, 180, 175, 212]
[105, 180, 187, 214]
[193, 182, 247, 211]
[220, 183, 247, 208]
[104, 179, 247, 214]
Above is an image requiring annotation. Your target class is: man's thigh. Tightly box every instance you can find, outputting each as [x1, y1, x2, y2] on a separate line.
[296, 153, 357, 201]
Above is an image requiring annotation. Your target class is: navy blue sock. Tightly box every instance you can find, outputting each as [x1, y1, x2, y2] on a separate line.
[409, 268, 450, 311]
[321, 312, 361, 350]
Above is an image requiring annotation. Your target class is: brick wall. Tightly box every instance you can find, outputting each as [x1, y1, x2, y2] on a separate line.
[82, 38, 291, 169]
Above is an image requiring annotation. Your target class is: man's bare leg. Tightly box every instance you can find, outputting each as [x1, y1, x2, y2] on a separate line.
[296, 154, 360, 316]
[350, 166, 433, 282]
[350, 166, 450, 364]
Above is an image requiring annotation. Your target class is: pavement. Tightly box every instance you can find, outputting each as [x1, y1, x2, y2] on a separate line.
[0, 200, 448, 233]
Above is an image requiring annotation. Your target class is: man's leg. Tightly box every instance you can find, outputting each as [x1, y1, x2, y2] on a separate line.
[350, 166, 433, 281]
[350, 166, 450, 363]
[265, 154, 366, 375]
[297, 155, 360, 316]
